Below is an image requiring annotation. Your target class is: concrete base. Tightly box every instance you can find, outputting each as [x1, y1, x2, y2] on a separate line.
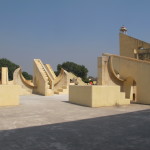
[0, 95, 150, 150]
[0, 85, 20, 106]
[69, 85, 130, 107]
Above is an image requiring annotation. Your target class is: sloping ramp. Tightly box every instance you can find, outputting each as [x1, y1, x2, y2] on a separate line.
[33, 59, 54, 96]
[13, 68, 34, 95]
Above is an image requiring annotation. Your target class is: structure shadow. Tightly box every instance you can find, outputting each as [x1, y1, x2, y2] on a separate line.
[0, 109, 150, 150]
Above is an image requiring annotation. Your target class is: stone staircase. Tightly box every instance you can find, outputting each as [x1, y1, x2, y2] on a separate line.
[117, 91, 130, 105]
[38, 60, 52, 89]
[44, 64, 56, 80]
[69, 85, 130, 107]
[19, 88, 31, 95]
[34, 59, 53, 96]
[54, 83, 76, 95]
[54, 85, 68, 94]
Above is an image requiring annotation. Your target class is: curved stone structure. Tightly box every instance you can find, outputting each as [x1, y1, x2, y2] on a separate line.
[33, 59, 54, 96]
[70, 33, 150, 107]
[53, 68, 86, 94]
[109, 55, 125, 82]
[45, 64, 56, 81]
[54, 69, 65, 87]
[13, 68, 34, 95]
[100, 53, 150, 104]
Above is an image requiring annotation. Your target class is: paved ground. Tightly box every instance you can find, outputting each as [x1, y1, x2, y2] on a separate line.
[0, 94, 150, 150]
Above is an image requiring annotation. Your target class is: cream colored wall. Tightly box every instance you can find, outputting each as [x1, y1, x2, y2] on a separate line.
[92, 86, 130, 107]
[97, 56, 115, 85]
[99, 54, 150, 104]
[70, 34, 150, 107]
[54, 69, 86, 94]
[33, 59, 53, 96]
[123, 78, 134, 99]
[97, 55, 123, 87]
[67, 72, 86, 85]
[54, 69, 68, 90]
[13, 68, 33, 95]
[0, 85, 20, 106]
[69, 85, 92, 107]
[33, 60, 48, 95]
[44, 64, 56, 80]
[1, 67, 9, 85]
[69, 85, 130, 107]
[120, 33, 150, 58]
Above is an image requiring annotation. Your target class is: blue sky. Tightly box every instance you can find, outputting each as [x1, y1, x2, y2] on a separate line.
[0, 0, 150, 77]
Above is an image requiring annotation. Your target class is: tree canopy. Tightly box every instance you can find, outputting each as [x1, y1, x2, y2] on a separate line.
[0, 58, 19, 80]
[56, 61, 88, 81]
[0, 58, 32, 80]
[22, 71, 33, 80]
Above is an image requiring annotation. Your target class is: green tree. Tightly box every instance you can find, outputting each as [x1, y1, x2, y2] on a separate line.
[0, 58, 32, 80]
[22, 71, 33, 80]
[56, 61, 88, 81]
[0, 58, 19, 80]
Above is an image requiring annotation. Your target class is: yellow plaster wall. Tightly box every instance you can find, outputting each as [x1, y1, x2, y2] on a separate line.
[112, 55, 150, 104]
[13, 68, 33, 95]
[69, 85, 130, 107]
[99, 54, 150, 104]
[33, 59, 53, 96]
[69, 86, 92, 107]
[120, 33, 150, 58]
[44, 64, 56, 80]
[97, 56, 117, 86]
[0, 85, 20, 106]
[54, 69, 68, 91]
[33, 61, 48, 95]
[1, 67, 9, 85]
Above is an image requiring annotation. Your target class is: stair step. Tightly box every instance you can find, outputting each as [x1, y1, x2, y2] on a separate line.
[60, 89, 68, 94]
[58, 88, 63, 92]
[46, 89, 54, 96]
[120, 92, 126, 99]
[119, 99, 130, 105]
[54, 91, 59, 94]
[20, 88, 31, 95]
[46, 85, 51, 89]
[62, 85, 67, 89]
[46, 81, 50, 84]
[70, 83, 75, 85]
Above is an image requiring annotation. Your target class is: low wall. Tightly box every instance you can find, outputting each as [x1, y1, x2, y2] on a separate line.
[69, 85, 130, 107]
[0, 85, 20, 106]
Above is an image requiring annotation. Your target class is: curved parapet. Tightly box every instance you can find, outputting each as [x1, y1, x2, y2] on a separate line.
[19, 69, 34, 88]
[67, 72, 86, 85]
[13, 68, 34, 95]
[54, 69, 69, 93]
[54, 69, 86, 87]
[109, 55, 125, 82]
[54, 68, 65, 86]
[99, 53, 150, 104]
[54, 69, 86, 94]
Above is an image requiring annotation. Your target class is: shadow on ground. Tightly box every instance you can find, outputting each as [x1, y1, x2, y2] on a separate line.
[0, 109, 150, 150]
